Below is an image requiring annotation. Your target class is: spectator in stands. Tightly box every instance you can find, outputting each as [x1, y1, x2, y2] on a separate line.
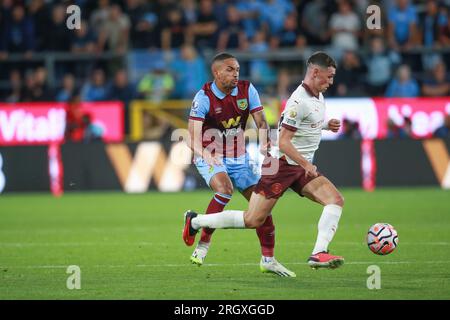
[56, 74, 77, 102]
[333, 50, 367, 97]
[438, 8, 450, 46]
[300, 0, 329, 45]
[422, 61, 450, 97]
[387, 0, 418, 52]
[137, 61, 175, 103]
[90, 0, 111, 37]
[170, 44, 207, 99]
[248, 30, 277, 87]
[217, 5, 248, 51]
[97, 4, 130, 54]
[34, 66, 53, 100]
[236, 0, 262, 41]
[329, 0, 362, 52]
[339, 118, 362, 139]
[125, 0, 159, 49]
[419, 0, 448, 48]
[385, 64, 419, 97]
[276, 69, 296, 102]
[192, 0, 219, 50]
[365, 36, 400, 96]
[270, 12, 306, 49]
[71, 20, 96, 53]
[81, 68, 109, 102]
[259, 0, 293, 37]
[107, 69, 135, 135]
[28, 0, 50, 52]
[161, 6, 191, 50]
[386, 117, 412, 139]
[43, 4, 71, 52]
[5, 69, 22, 103]
[419, 0, 448, 70]
[0, 5, 35, 55]
[81, 113, 104, 143]
[181, 0, 197, 25]
[433, 115, 450, 138]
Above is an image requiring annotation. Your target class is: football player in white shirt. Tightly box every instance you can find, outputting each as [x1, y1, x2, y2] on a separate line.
[183, 52, 345, 271]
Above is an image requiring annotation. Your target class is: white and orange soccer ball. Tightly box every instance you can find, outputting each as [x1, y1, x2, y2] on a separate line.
[367, 223, 399, 255]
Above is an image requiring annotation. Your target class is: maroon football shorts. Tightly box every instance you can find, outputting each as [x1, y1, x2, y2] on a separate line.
[254, 156, 322, 199]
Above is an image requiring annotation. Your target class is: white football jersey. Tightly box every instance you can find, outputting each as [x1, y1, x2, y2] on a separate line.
[273, 82, 328, 165]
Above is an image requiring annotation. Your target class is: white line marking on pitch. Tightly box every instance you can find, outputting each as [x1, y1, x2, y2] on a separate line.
[1, 261, 449, 270]
[1, 241, 449, 247]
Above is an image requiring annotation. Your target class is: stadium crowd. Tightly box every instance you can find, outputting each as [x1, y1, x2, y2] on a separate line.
[0, 0, 449, 139]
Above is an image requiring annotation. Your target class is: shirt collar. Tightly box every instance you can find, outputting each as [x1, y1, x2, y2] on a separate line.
[301, 82, 319, 99]
[211, 81, 238, 99]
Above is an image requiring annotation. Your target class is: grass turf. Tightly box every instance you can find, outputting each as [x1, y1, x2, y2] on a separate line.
[0, 188, 449, 300]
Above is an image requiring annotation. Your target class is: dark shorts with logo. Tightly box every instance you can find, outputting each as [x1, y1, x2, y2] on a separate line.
[254, 156, 322, 199]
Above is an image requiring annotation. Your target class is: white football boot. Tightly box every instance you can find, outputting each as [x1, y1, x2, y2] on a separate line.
[190, 241, 210, 266]
[260, 257, 297, 277]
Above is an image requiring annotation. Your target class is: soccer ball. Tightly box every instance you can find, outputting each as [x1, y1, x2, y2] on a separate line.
[367, 223, 398, 255]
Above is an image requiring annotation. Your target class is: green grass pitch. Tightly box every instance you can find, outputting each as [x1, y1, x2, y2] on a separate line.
[0, 188, 449, 300]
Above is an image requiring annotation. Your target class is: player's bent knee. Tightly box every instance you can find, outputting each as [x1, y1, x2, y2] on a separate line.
[335, 193, 345, 207]
[244, 215, 265, 229]
[215, 185, 234, 197]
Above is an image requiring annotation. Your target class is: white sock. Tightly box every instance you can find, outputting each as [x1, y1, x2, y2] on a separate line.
[262, 256, 274, 263]
[191, 210, 245, 230]
[312, 204, 342, 254]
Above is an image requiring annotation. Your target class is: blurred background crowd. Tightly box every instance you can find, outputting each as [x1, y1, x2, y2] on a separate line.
[0, 0, 449, 140]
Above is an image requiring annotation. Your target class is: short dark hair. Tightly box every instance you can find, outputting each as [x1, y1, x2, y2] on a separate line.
[212, 52, 237, 64]
[307, 51, 337, 69]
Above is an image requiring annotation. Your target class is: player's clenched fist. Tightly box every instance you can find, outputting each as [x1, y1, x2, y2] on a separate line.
[328, 119, 341, 132]
[304, 163, 318, 178]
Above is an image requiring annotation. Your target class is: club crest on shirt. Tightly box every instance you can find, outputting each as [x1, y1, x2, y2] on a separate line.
[215, 105, 222, 113]
[289, 110, 297, 118]
[237, 99, 248, 110]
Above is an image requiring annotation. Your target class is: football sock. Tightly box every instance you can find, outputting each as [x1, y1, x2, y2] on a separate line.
[192, 210, 245, 230]
[312, 204, 343, 255]
[256, 215, 275, 257]
[262, 256, 274, 263]
[200, 193, 231, 243]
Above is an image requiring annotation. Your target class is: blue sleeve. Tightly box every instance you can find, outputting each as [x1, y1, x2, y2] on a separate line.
[438, 13, 448, 26]
[189, 90, 210, 120]
[248, 83, 262, 112]
[388, 8, 396, 23]
[408, 6, 418, 24]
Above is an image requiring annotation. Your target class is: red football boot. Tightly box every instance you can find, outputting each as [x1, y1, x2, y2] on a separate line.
[183, 210, 199, 246]
[307, 251, 344, 269]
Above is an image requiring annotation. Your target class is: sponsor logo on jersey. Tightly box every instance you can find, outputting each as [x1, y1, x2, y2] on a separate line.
[286, 119, 296, 126]
[221, 116, 241, 129]
[237, 99, 248, 110]
[190, 100, 199, 116]
[218, 127, 242, 138]
[311, 120, 324, 128]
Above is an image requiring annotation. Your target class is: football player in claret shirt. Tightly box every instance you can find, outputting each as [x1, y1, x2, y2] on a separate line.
[184, 52, 345, 271]
[186, 52, 295, 277]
